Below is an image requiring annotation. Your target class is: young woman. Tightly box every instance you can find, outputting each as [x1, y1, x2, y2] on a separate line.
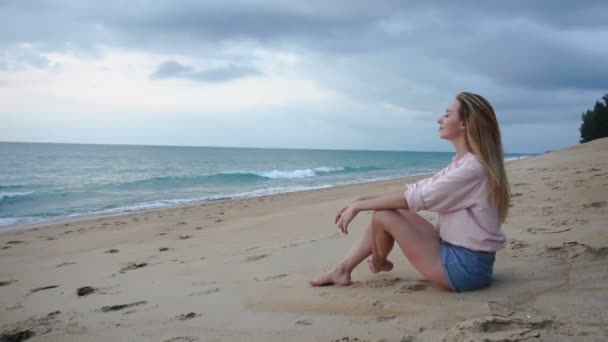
[310, 92, 510, 292]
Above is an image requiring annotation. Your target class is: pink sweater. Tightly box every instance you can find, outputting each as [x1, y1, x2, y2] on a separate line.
[405, 152, 506, 252]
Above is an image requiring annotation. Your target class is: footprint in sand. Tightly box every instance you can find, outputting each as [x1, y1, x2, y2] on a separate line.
[582, 201, 607, 209]
[295, 319, 312, 326]
[5, 240, 24, 245]
[544, 241, 608, 261]
[177, 312, 201, 320]
[56, 262, 76, 267]
[119, 262, 148, 273]
[179, 235, 192, 240]
[331, 337, 370, 342]
[163, 337, 198, 342]
[376, 315, 397, 322]
[76, 286, 96, 297]
[540, 207, 553, 216]
[27, 285, 60, 295]
[353, 277, 403, 288]
[527, 227, 571, 234]
[0, 279, 17, 287]
[371, 300, 384, 308]
[442, 315, 561, 342]
[507, 239, 528, 250]
[105, 249, 119, 254]
[0, 311, 63, 342]
[188, 287, 220, 296]
[0, 329, 36, 342]
[395, 280, 432, 293]
[263, 274, 287, 281]
[246, 254, 269, 262]
[99, 301, 148, 312]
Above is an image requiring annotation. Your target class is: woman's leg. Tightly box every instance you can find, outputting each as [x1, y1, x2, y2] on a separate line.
[368, 209, 450, 289]
[309, 222, 373, 286]
[368, 209, 438, 272]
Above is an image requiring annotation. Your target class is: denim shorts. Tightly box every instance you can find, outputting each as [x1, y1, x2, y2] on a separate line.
[440, 239, 496, 292]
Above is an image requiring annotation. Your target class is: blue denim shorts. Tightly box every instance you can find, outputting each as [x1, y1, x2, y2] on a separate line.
[440, 239, 495, 292]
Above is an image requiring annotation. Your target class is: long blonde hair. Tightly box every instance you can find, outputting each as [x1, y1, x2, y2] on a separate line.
[456, 92, 510, 223]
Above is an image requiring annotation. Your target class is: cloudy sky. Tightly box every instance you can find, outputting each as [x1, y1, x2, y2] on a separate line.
[1, 1, 607, 153]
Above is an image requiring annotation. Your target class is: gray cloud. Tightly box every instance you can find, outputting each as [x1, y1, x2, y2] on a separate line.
[150, 61, 195, 79]
[151, 60, 261, 82]
[1, 0, 607, 128]
[0, 44, 50, 71]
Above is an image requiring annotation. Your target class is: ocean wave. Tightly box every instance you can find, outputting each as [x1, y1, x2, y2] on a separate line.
[107, 173, 268, 190]
[0, 217, 19, 227]
[101, 165, 386, 189]
[505, 155, 532, 162]
[0, 192, 34, 200]
[254, 166, 383, 179]
[0, 185, 26, 190]
[0, 170, 432, 229]
[0, 216, 49, 228]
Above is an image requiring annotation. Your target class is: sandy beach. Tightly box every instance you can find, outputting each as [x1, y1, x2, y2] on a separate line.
[1, 138, 607, 342]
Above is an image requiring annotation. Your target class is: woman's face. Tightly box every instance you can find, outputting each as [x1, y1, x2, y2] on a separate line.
[438, 99, 465, 141]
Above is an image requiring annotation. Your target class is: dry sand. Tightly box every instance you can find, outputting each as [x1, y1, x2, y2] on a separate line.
[1, 138, 607, 342]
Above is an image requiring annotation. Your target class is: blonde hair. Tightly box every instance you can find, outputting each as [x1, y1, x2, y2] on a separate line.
[456, 92, 510, 223]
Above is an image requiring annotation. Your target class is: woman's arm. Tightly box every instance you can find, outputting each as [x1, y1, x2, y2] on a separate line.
[354, 188, 408, 212]
[355, 194, 380, 201]
[336, 188, 410, 234]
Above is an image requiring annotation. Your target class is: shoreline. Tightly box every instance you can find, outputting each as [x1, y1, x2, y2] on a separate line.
[0, 172, 432, 234]
[1, 157, 532, 233]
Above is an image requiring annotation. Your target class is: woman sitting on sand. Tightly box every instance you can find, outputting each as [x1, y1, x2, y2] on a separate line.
[311, 92, 510, 292]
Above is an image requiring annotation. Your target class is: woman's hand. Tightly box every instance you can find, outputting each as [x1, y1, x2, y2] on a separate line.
[334, 198, 359, 224]
[335, 202, 360, 235]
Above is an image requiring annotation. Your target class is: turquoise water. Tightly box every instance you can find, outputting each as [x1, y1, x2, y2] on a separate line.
[0, 142, 532, 228]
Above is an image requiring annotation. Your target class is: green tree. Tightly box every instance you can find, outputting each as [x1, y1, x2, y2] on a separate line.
[580, 93, 608, 143]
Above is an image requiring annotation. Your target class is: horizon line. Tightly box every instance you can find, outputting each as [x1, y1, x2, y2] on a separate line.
[0, 140, 537, 155]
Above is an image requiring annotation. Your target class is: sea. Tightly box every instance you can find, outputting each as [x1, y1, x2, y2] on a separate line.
[0, 142, 533, 229]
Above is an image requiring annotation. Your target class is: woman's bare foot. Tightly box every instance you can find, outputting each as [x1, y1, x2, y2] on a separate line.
[309, 265, 352, 286]
[367, 257, 393, 273]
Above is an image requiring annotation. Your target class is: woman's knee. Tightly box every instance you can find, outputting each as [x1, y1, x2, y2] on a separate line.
[371, 210, 388, 225]
[372, 210, 399, 228]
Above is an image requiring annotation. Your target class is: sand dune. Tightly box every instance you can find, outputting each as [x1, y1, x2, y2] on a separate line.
[1, 138, 607, 341]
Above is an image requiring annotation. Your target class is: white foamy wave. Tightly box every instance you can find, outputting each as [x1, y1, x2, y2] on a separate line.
[256, 166, 344, 179]
[0, 192, 33, 199]
[0, 216, 47, 228]
[0, 217, 19, 226]
[505, 155, 531, 162]
[231, 185, 334, 198]
[313, 166, 344, 173]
